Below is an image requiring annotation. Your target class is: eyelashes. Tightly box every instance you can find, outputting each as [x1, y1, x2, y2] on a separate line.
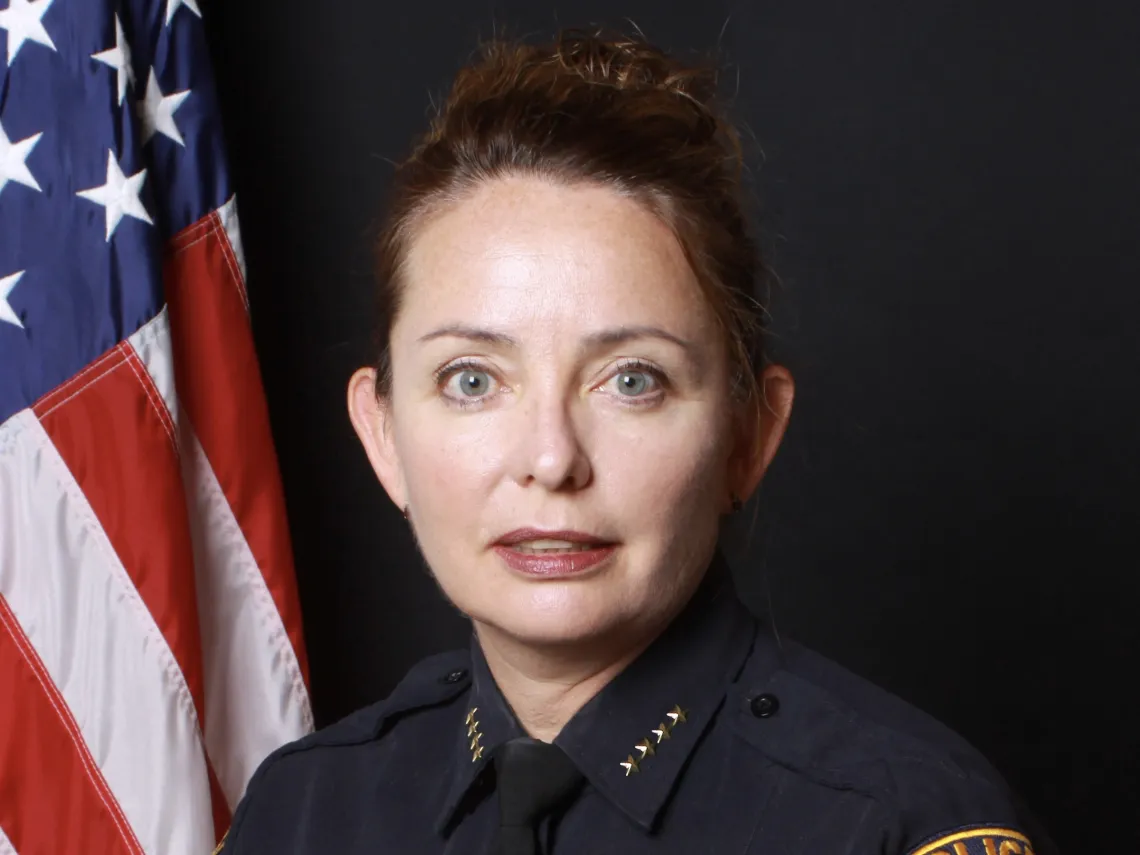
[433, 358, 669, 409]
[432, 358, 484, 388]
[605, 359, 669, 400]
[433, 359, 494, 409]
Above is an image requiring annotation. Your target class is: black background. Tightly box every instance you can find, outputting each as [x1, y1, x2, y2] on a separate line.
[203, 0, 1139, 849]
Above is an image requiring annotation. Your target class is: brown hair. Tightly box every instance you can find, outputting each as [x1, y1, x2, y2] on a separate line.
[371, 28, 771, 433]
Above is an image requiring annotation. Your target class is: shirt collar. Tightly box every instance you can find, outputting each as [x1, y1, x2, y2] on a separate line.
[554, 551, 755, 831]
[434, 633, 525, 835]
[433, 550, 757, 836]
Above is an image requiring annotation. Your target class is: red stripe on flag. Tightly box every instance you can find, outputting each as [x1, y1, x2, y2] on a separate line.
[32, 344, 232, 839]
[207, 762, 231, 845]
[164, 213, 310, 686]
[33, 345, 205, 714]
[0, 594, 143, 855]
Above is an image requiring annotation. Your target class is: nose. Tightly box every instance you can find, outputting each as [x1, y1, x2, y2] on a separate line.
[509, 391, 592, 493]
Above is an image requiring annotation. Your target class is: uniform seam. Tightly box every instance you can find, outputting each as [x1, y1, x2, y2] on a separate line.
[778, 653, 1000, 786]
[773, 668, 982, 783]
[732, 672, 984, 802]
[869, 760, 1013, 821]
[729, 731, 882, 799]
[842, 717, 973, 782]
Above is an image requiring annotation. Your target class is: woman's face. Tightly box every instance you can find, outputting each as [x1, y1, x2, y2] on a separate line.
[350, 176, 791, 649]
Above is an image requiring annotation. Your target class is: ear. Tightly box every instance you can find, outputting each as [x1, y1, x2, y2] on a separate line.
[729, 363, 795, 508]
[347, 366, 408, 512]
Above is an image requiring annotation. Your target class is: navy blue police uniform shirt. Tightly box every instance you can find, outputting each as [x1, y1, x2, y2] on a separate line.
[218, 553, 1055, 854]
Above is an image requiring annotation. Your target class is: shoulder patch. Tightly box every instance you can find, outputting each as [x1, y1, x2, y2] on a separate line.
[910, 826, 1035, 855]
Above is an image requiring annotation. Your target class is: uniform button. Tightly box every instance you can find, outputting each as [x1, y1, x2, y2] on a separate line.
[749, 693, 779, 718]
[441, 669, 468, 684]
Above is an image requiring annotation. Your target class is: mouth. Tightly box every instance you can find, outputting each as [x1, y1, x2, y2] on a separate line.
[495, 528, 613, 548]
[510, 541, 599, 554]
[493, 529, 617, 577]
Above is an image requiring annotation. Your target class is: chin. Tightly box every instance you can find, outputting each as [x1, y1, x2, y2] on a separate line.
[524, 612, 613, 643]
[449, 555, 655, 646]
[476, 592, 625, 648]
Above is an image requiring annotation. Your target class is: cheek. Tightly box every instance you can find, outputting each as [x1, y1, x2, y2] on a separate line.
[594, 411, 728, 520]
[396, 408, 505, 506]
[394, 411, 500, 596]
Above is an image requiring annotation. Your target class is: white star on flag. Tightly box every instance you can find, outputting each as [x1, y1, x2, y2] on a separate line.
[0, 0, 57, 64]
[164, 0, 201, 26]
[91, 14, 134, 106]
[0, 120, 43, 197]
[0, 270, 26, 329]
[76, 150, 154, 241]
[137, 69, 190, 146]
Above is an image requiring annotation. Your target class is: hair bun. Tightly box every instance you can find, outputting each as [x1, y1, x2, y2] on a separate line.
[551, 28, 719, 105]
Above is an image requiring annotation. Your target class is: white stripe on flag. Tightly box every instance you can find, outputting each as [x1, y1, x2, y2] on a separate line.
[129, 310, 314, 809]
[218, 195, 248, 285]
[0, 822, 17, 855]
[0, 410, 214, 855]
[128, 307, 182, 433]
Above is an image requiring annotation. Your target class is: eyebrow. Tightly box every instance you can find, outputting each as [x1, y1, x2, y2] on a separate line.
[417, 324, 700, 362]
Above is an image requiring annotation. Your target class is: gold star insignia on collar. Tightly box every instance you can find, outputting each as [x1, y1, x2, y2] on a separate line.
[464, 707, 486, 762]
[619, 703, 688, 777]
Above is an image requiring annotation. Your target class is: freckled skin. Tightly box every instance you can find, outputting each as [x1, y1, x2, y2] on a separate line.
[351, 175, 788, 662]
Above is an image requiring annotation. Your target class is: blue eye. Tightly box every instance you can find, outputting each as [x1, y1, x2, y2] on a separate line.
[449, 368, 492, 397]
[615, 370, 651, 396]
[608, 362, 665, 401]
[435, 360, 498, 407]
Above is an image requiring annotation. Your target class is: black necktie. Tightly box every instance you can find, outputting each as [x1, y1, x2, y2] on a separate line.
[493, 737, 584, 855]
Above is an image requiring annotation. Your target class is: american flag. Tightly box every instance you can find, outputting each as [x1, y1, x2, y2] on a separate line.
[0, 0, 313, 852]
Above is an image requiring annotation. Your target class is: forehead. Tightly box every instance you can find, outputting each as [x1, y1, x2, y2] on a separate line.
[398, 176, 715, 338]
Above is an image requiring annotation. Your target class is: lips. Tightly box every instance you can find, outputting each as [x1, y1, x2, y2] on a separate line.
[495, 528, 613, 548]
[492, 529, 617, 578]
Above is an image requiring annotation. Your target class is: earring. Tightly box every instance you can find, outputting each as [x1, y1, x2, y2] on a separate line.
[730, 495, 743, 513]
[401, 505, 410, 520]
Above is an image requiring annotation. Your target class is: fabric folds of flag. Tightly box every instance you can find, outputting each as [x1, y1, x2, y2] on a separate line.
[0, 0, 313, 852]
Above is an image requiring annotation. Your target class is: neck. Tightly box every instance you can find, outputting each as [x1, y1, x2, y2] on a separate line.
[474, 619, 665, 743]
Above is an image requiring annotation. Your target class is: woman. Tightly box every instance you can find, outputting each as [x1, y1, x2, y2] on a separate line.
[220, 29, 1053, 855]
